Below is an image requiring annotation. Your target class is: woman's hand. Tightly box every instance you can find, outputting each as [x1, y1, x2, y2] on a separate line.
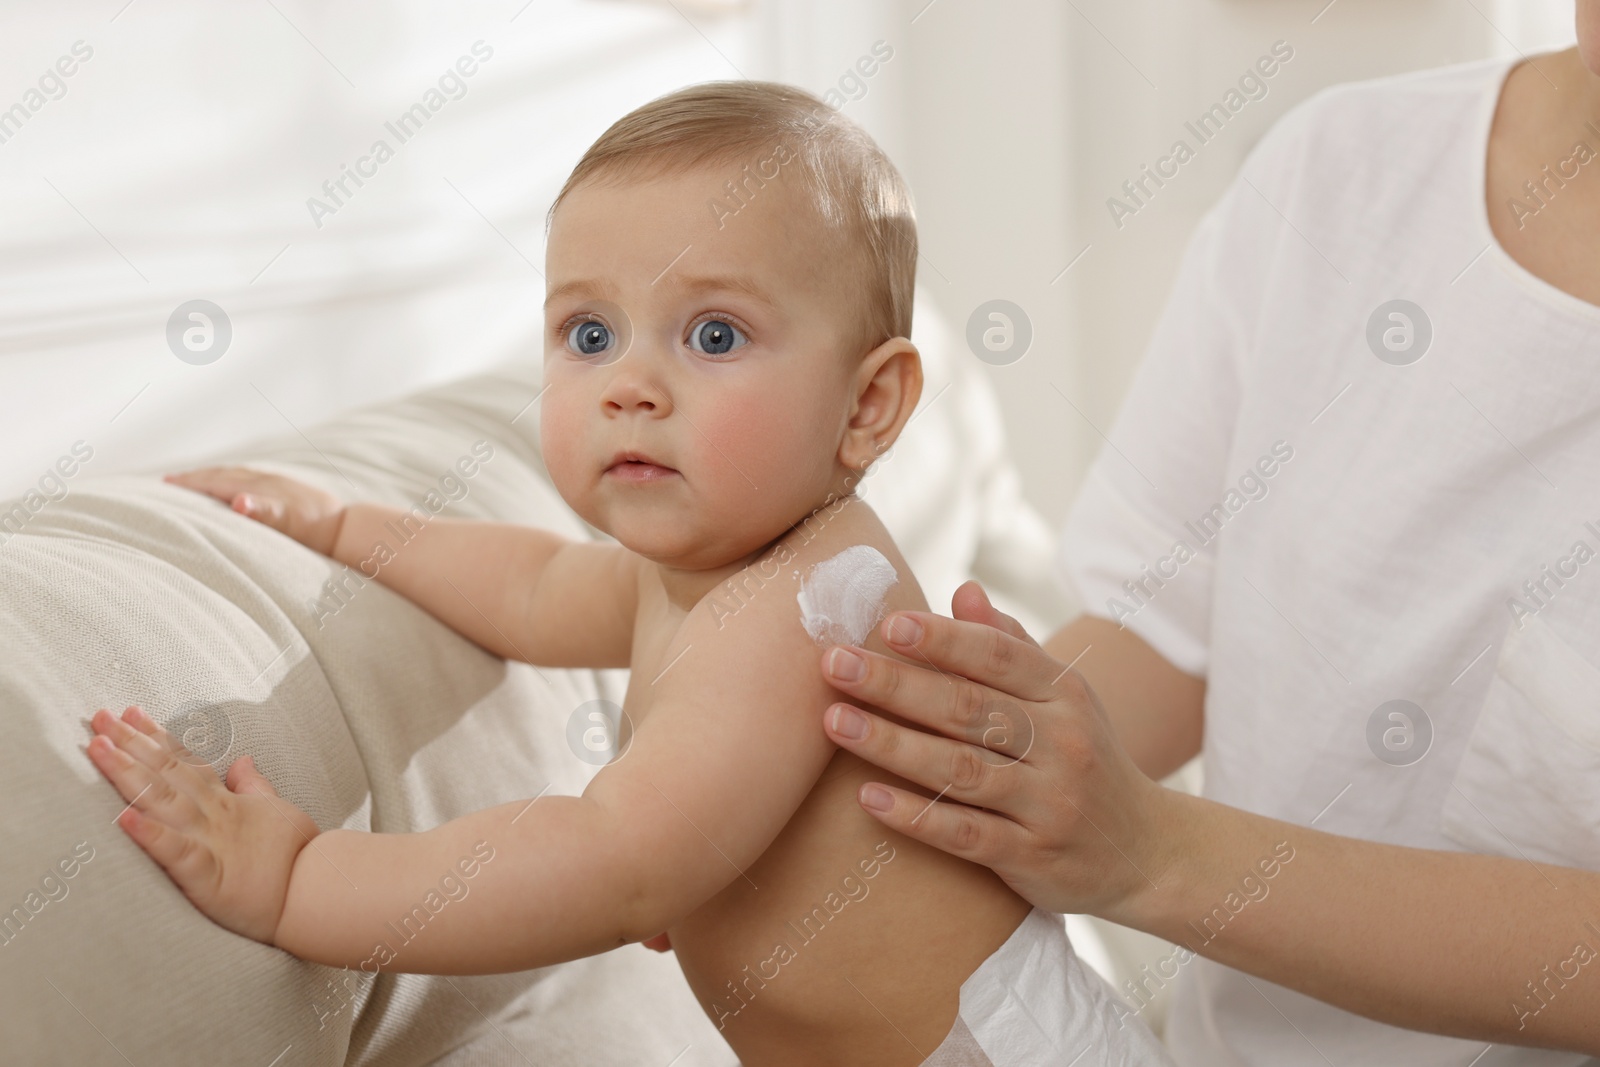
[165, 467, 345, 557]
[819, 581, 1184, 924]
[86, 706, 319, 946]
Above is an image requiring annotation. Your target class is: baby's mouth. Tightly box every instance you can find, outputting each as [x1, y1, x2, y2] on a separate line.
[604, 454, 679, 484]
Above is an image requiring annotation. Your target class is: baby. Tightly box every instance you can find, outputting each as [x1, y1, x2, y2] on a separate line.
[86, 82, 1170, 1066]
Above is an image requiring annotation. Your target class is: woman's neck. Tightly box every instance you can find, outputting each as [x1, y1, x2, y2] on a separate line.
[1486, 47, 1600, 306]
[1542, 47, 1600, 126]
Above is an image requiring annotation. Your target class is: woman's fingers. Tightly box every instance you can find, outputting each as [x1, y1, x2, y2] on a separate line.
[823, 643, 1037, 760]
[879, 607, 1064, 703]
[818, 596, 1175, 918]
[948, 580, 1041, 649]
[852, 780, 1027, 868]
[823, 701, 1035, 810]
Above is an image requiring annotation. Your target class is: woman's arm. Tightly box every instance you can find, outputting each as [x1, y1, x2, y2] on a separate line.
[819, 582, 1600, 1055]
[1042, 610, 1205, 782]
[1137, 793, 1600, 1051]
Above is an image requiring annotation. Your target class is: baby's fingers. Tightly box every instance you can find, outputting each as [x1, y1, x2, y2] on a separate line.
[165, 469, 294, 531]
[163, 466, 264, 503]
[88, 711, 214, 829]
[120, 704, 188, 755]
[122, 705, 222, 772]
[116, 804, 220, 895]
[94, 708, 209, 783]
[88, 730, 173, 815]
[232, 492, 287, 529]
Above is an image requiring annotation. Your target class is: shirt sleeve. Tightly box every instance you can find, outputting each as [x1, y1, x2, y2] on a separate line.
[1058, 140, 1295, 677]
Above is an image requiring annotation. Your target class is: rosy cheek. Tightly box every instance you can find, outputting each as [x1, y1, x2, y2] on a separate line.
[538, 393, 587, 488]
[699, 392, 815, 489]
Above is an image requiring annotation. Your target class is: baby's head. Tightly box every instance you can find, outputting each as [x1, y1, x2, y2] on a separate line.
[539, 81, 922, 571]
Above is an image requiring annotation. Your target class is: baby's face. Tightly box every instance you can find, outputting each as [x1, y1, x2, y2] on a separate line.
[540, 166, 866, 570]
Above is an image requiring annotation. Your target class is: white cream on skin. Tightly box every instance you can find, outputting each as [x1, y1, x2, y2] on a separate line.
[796, 545, 899, 647]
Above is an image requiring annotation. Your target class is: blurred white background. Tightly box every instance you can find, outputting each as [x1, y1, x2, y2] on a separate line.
[0, 0, 1578, 519]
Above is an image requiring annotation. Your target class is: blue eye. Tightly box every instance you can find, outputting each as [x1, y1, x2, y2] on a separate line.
[566, 319, 613, 356]
[688, 319, 746, 357]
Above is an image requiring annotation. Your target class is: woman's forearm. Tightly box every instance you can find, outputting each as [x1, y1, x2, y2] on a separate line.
[1046, 615, 1599, 1050]
[1044, 615, 1206, 781]
[1127, 791, 1600, 1053]
[271, 794, 641, 975]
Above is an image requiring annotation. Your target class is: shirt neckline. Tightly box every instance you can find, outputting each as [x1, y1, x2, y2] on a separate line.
[1470, 53, 1600, 322]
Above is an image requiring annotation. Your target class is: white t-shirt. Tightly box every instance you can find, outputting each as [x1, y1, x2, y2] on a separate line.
[1061, 57, 1600, 1067]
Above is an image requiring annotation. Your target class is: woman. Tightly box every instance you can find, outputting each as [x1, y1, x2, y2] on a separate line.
[814, 4, 1600, 1063]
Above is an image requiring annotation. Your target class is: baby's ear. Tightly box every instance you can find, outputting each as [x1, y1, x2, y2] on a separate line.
[841, 338, 923, 472]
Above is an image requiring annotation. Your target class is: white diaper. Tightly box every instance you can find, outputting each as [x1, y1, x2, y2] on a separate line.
[921, 907, 1174, 1066]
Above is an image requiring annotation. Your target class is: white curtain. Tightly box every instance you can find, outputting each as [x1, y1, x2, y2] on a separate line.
[0, 1, 774, 496]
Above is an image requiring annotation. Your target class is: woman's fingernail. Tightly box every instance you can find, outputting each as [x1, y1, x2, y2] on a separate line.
[887, 615, 923, 646]
[831, 705, 869, 741]
[826, 647, 865, 682]
[860, 784, 894, 812]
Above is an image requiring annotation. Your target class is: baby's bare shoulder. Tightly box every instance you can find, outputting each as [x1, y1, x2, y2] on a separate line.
[688, 497, 927, 655]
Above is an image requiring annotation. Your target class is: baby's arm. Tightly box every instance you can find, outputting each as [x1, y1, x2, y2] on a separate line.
[273, 575, 841, 971]
[165, 466, 638, 667]
[90, 555, 843, 972]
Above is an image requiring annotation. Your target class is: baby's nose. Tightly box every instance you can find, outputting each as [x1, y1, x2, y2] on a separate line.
[599, 364, 669, 415]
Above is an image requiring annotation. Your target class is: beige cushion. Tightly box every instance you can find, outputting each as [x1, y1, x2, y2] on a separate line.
[0, 324, 1073, 1065]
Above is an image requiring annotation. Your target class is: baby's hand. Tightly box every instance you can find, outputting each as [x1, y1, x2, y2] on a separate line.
[86, 706, 319, 946]
[165, 467, 345, 556]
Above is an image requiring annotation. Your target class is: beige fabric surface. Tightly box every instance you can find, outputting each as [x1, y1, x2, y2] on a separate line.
[0, 326, 1074, 1065]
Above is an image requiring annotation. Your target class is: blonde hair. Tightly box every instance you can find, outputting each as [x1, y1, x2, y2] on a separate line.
[548, 81, 917, 351]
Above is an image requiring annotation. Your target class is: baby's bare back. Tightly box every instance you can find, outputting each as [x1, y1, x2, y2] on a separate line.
[624, 507, 1031, 1067]
[672, 751, 1031, 1065]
